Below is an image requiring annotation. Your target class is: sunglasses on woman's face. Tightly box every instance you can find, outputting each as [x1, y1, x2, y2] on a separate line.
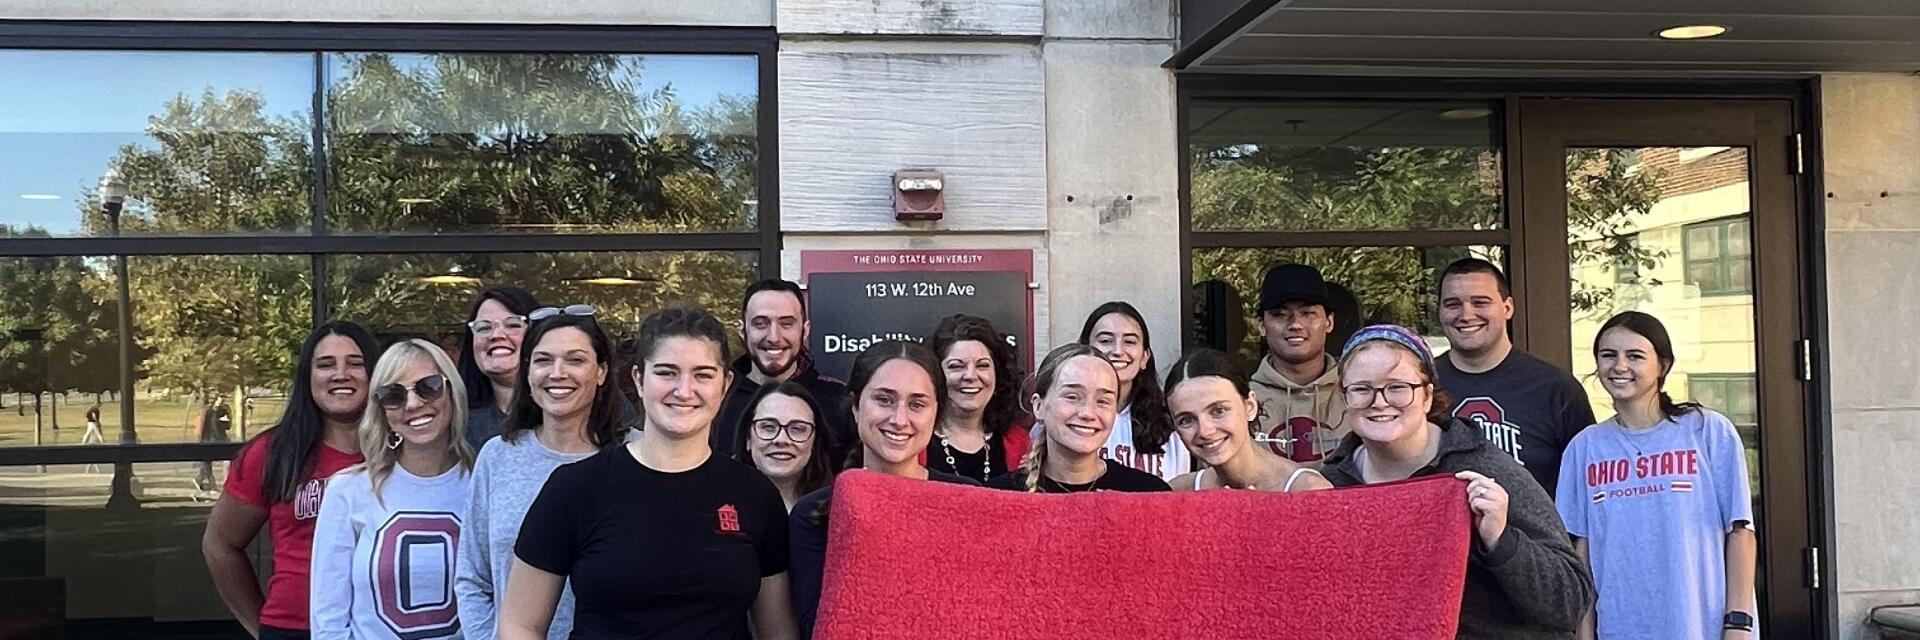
[374, 374, 448, 410]
[528, 304, 597, 322]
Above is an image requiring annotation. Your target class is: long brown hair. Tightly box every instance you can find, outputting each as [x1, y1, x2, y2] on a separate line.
[1595, 311, 1699, 420]
[1077, 302, 1173, 455]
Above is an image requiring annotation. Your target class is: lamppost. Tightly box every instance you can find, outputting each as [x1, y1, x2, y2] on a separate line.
[100, 167, 139, 510]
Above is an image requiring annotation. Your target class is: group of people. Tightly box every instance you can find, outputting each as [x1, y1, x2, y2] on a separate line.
[197, 258, 1757, 640]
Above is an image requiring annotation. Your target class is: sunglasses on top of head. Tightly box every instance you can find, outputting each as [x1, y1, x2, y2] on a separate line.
[528, 304, 597, 322]
[374, 374, 449, 410]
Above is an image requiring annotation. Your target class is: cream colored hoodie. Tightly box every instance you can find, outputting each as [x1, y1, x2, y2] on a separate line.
[1249, 354, 1347, 463]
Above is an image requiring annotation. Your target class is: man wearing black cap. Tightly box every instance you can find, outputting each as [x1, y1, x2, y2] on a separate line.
[1248, 263, 1347, 463]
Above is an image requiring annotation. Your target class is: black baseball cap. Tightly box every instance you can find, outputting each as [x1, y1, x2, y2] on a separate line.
[1258, 263, 1330, 312]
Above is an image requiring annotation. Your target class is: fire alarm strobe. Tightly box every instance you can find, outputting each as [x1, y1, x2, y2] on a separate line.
[893, 170, 945, 221]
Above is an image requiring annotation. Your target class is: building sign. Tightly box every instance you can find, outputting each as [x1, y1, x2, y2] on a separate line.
[800, 249, 1034, 382]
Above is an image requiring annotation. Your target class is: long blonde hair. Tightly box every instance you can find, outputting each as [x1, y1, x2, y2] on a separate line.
[1018, 344, 1109, 492]
[356, 339, 474, 504]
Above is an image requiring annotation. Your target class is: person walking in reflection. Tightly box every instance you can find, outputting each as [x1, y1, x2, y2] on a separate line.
[203, 321, 379, 640]
[1434, 258, 1596, 498]
[310, 339, 474, 640]
[1557, 311, 1758, 640]
[456, 286, 540, 452]
[82, 403, 105, 445]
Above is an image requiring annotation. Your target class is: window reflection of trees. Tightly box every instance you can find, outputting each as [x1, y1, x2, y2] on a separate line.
[1, 53, 762, 447]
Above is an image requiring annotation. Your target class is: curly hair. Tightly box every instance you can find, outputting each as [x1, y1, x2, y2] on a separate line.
[926, 314, 1025, 438]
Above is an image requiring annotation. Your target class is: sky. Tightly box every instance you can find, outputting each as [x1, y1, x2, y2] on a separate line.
[0, 50, 757, 235]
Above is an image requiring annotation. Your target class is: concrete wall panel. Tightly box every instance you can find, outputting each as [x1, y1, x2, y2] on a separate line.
[0, 0, 772, 26]
[1045, 0, 1174, 40]
[1823, 72, 1920, 640]
[778, 41, 1047, 233]
[780, 0, 1042, 36]
[1043, 41, 1180, 364]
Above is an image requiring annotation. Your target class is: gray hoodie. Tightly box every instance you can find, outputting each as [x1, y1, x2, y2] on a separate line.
[1320, 418, 1596, 639]
[1250, 354, 1347, 462]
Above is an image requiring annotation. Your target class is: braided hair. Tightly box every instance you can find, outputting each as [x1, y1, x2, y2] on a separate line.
[1018, 344, 1110, 493]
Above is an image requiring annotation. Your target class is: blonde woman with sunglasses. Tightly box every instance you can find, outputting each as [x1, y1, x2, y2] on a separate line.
[309, 339, 475, 640]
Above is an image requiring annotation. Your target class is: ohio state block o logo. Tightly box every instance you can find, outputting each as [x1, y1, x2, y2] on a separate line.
[1453, 397, 1506, 430]
[373, 511, 462, 640]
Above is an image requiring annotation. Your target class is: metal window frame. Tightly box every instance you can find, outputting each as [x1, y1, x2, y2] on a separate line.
[1681, 213, 1755, 297]
[0, 21, 780, 466]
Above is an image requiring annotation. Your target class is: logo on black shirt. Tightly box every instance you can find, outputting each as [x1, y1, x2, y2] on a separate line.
[1454, 396, 1525, 465]
[716, 504, 742, 535]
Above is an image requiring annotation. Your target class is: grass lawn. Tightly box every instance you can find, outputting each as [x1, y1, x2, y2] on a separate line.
[0, 394, 288, 447]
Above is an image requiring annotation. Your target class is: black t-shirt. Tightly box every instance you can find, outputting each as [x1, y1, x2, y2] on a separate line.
[925, 433, 999, 483]
[515, 447, 789, 640]
[1434, 349, 1597, 498]
[788, 470, 979, 640]
[984, 459, 1172, 493]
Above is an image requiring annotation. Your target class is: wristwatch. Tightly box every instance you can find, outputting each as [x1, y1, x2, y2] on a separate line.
[1724, 611, 1755, 632]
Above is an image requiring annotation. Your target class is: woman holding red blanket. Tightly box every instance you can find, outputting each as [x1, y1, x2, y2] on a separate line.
[985, 344, 1168, 493]
[1163, 348, 1329, 493]
[788, 340, 980, 639]
[1318, 324, 1594, 638]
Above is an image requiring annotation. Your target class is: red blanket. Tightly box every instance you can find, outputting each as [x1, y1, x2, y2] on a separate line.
[817, 472, 1469, 640]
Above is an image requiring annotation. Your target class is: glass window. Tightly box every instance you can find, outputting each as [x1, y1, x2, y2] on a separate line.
[0, 51, 316, 237]
[324, 53, 760, 234]
[1188, 100, 1503, 232]
[1684, 215, 1754, 297]
[1191, 246, 1503, 364]
[328, 250, 758, 344]
[0, 254, 310, 448]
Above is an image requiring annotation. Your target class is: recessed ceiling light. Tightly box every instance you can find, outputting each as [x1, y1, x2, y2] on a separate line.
[397, 197, 435, 204]
[1657, 24, 1727, 40]
[417, 274, 482, 286]
[1439, 108, 1493, 121]
[19, 194, 60, 200]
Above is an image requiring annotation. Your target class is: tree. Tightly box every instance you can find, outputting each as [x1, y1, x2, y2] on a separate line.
[1565, 148, 1667, 319]
[52, 53, 763, 437]
[0, 226, 122, 433]
[1189, 145, 1500, 361]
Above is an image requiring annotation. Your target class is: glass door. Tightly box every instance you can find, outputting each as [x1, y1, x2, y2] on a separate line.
[1516, 100, 1815, 638]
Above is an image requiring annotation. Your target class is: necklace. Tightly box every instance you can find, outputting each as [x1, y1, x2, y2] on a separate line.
[1041, 461, 1110, 493]
[937, 429, 992, 482]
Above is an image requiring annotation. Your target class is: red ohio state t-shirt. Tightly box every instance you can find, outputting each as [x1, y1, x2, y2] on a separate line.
[222, 433, 364, 631]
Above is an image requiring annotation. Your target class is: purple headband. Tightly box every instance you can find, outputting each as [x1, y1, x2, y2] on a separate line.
[1341, 324, 1437, 379]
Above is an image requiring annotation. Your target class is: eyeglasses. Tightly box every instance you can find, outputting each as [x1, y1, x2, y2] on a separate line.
[467, 315, 530, 336]
[1341, 382, 1429, 409]
[752, 418, 816, 443]
[374, 374, 449, 410]
[528, 304, 596, 322]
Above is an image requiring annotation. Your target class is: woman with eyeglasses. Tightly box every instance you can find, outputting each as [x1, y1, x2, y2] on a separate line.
[733, 382, 835, 511]
[1163, 348, 1329, 493]
[456, 305, 622, 640]
[310, 339, 474, 640]
[205, 321, 378, 640]
[457, 286, 540, 452]
[1318, 325, 1593, 638]
[501, 307, 797, 640]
